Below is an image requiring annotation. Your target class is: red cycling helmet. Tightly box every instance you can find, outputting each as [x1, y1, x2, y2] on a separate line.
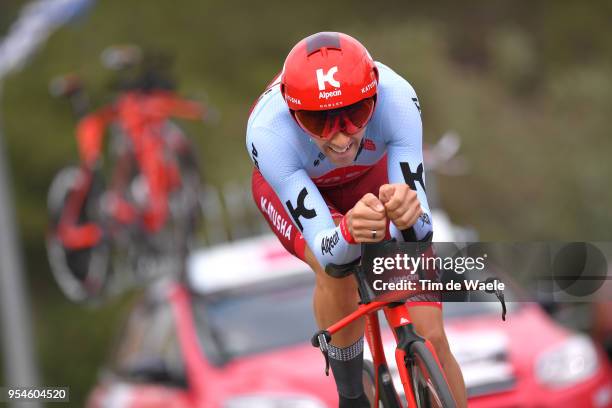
[281, 32, 379, 139]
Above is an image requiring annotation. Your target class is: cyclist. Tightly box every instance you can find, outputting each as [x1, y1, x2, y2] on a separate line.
[247, 32, 467, 407]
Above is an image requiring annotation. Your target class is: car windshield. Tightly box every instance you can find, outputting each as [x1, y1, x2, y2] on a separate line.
[192, 270, 520, 361]
[192, 273, 318, 361]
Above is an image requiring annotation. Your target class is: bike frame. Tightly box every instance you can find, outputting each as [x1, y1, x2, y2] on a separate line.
[56, 90, 204, 249]
[56, 166, 103, 249]
[321, 299, 448, 408]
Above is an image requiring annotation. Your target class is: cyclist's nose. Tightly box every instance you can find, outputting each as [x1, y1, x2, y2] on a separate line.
[330, 131, 352, 146]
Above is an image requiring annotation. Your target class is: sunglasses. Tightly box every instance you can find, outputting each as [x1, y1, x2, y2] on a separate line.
[293, 96, 376, 140]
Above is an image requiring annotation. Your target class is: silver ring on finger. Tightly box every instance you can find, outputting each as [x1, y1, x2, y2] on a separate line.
[371, 230, 377, 239]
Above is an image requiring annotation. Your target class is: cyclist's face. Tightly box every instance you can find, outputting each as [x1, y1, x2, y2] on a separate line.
[311, 128, 367, 166]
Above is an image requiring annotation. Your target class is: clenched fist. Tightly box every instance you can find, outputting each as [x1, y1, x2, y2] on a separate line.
[346, 193, 387, 243]
[379, 184, 423, 230]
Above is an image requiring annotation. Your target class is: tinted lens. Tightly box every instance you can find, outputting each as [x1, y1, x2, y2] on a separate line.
[345, 97, 375, 128]
[294, 97, 376, 139]
[294, 109, 329, 137]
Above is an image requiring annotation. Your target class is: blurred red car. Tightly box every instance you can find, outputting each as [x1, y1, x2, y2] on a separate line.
[87, 234, 612, 408]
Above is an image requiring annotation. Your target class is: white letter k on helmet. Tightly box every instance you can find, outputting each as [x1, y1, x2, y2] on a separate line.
[316, 66, 340, 90]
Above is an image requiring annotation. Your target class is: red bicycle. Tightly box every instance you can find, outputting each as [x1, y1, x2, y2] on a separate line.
[47, 46, 208, 302]
[312, 243, 458, 408]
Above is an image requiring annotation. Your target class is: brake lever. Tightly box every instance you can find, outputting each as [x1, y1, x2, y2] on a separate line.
[484, 277, 507, 321]
[311, 330, 332, 376]
[497, 290, 507, 321]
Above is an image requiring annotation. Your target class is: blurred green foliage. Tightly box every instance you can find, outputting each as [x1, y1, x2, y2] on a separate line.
[1, 0, 611, 405]
[0, 1, 27, 36]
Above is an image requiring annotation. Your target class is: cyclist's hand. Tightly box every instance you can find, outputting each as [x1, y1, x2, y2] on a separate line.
[347, 193, 387, 243]
[379, 184, 423, 230]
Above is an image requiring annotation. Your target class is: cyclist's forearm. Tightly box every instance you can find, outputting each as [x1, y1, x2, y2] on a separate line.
[311, 225, 361, 269]
[389, 216, 433, 242]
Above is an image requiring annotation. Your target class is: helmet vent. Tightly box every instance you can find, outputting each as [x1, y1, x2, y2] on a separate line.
[306, 32, 341, 55]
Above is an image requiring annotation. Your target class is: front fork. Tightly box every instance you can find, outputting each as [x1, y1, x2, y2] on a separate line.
[383, 304, 429, 408]
[365, 311, 403, 408]
[57, 167, 104, 249]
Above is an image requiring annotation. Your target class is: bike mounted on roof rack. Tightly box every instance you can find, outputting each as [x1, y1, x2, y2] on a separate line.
[46, 45, 213, 304]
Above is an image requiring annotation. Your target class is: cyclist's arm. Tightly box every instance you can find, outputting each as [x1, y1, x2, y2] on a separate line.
[247, 127, 360, 267]
[382, 83, 433, 242]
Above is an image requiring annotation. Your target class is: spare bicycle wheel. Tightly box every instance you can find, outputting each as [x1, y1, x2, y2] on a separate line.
[46, 166, 111, 303]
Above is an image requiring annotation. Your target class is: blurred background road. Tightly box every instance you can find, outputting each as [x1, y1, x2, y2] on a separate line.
[1, 0, 611, 405]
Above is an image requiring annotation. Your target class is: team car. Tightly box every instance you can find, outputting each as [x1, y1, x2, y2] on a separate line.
[87, 229, 611, 408]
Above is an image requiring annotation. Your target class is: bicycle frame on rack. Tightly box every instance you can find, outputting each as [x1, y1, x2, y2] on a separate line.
[56, 90, 205, 250]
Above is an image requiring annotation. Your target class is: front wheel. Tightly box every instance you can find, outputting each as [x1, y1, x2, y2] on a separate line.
[362, 359, 377, 407]
[362, 360, 404, 408]
[407, 341, 456, 408]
